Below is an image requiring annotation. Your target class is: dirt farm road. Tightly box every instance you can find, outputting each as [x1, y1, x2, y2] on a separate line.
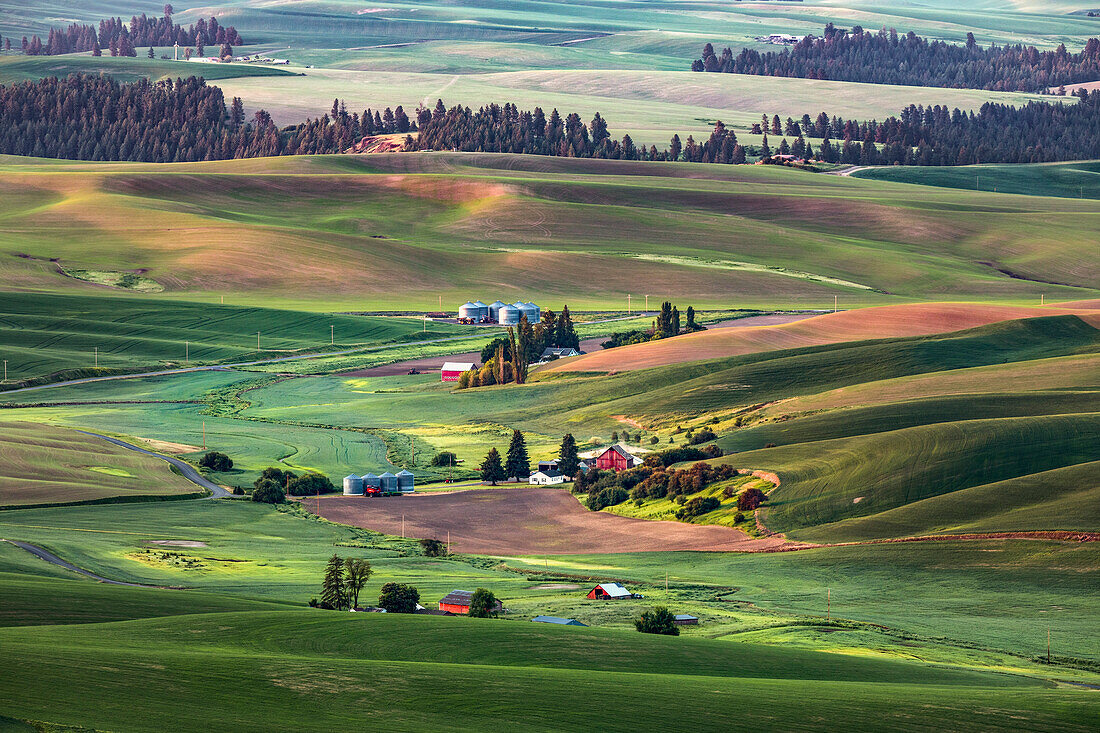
[312, 487, 792, 555]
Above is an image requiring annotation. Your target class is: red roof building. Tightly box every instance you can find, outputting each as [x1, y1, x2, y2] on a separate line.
[595, 445, 640, 471]
[438, 589, 503, 615]
[441, 362, 476, 382]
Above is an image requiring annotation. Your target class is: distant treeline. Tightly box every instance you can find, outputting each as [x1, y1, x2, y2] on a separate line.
[18, 5, 242, 57]
[693, 25, 1100, 92]
[3, 74, 1098, 167]
[785, 89, 1100, 165]
[0, 75, 347, 161]
[408, 100, 745, 163]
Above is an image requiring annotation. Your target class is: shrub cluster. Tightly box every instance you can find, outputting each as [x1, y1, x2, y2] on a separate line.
[575, 450, 739, 512]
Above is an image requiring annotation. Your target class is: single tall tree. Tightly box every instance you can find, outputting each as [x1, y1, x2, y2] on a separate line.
[558, 433, 579, 478]
[343, 557, 372, 609]
[467, 588, 500, 618]
[480, 448, 506, 485]
[320, 554, 348, 610]
[505, 430, 530, 479]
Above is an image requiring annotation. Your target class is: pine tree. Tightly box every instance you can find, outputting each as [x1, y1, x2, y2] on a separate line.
[558, 434, 580, 478]
[505, 429, 530, 479]
[672, 306, 681, 336]
[320, 554, 348, 610]
[555, 305, 579, 350]
[147, 46, 155, 58]
[480, 448, 506, 485]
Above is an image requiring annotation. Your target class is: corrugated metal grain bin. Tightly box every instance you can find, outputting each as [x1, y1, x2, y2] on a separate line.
[498, 304, 521, 325]
[343, 475, 364, 495]
[521, 302, 540, 322]
[396, 469, 415, 493]
[473, 300, 489, 320]
[488, 300, 506, 321]
[458, 302, 479, 320]
[379, 471, 398, 492]
[362, 473, 381, 489]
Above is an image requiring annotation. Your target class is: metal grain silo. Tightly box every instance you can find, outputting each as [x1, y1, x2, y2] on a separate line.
[396, 469, 415, 493]
[488, 300, 506, 321]
[498, 303, 521, 325]
[361, 473, 380, 490]
[473, 300, 489, 321]
[343, 474, 364, 495]
[458, 302, 479, 321]
[379, 471, 398, 493]
[522, 302, 540, 322]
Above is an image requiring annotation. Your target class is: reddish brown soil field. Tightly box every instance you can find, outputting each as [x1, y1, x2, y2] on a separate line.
[313, 488, 789, 554]
[546, 303, 1098, 373]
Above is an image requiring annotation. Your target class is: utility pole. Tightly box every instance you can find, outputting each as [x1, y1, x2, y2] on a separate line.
[645, 295, 649, 313]
[202, 420, 206, 450]
[1047, 627, 1051, 663]
[2, 360, 6, 382]
[834, 295, 838, 313]
[438, 294, 442, 310]
[827, 588, 831, 621]
[330, 324, 334, 345]
[94, 346, 98, 368]
[401, 514, 405, 538]
[627, 294, 632, 314]
[447, 530, 451, 556]
[1041, 294, 1045, 306]
[976, 175, 979, 191]
[185, 341, 189, 363]
[257, 332, 260, 350]
[220, 295, 224, 304]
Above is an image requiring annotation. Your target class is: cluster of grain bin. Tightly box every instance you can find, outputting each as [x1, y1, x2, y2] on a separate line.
[459, 299, 540, 325]
[343, 469, 415, 495]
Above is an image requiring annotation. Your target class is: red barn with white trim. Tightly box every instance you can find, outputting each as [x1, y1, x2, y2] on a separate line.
[441, 362, 476, 382]
[595, 445, 640, 471]
[438, 589, 503, 615]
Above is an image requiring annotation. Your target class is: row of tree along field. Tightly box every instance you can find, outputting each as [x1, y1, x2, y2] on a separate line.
[9, 5, 242, 57]
[694, 25, 1100, 93]
[3, 74, 1098, 166]
[458, 307, 579, 389]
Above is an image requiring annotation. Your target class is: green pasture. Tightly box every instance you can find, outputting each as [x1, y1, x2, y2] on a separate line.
[0, 420, 200, 506]
[0, 291, 474, 384]
[853, 160, 1100, 200]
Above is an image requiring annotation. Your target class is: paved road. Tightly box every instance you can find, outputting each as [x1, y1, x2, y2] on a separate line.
[75, 430, 231, 499]
[3, 539, 164, 587]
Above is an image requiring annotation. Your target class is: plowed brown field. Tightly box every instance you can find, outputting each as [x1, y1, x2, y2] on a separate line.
[312, 487, 790, 554]
[544, 303, 1098, 373]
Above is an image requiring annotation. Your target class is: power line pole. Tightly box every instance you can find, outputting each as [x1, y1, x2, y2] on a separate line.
[2, 360, 6, 382]
[185, 341, 189, 363]
[834, 295, 838, 313]
[94, 346, 98, 368]
[257, 331, 260, 350]
[627, 294, 631, 314]
[401, 514, 405, 538]
[827, 587, 831, 621]
[330, 324, 334, 345]
[1047, 627, 1051, 663]
[202, 420, 206, 450]
[645, 295, 649, 312]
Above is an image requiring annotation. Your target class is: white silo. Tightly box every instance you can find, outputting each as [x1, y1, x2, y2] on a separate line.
[498, 303, 521, 325]
[343, 474, 364, 495]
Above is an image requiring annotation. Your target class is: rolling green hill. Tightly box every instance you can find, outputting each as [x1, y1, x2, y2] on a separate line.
[852, 160, 1100, 200]
[1, 154, 1097, 312]
[4, 609, 1089, 733]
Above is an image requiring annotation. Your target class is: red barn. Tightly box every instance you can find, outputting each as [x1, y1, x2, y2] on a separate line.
[438, 589, 503, 615]
[441, 362, 476, 382]
[586, 583, 635, 600]
[595, 445, 640, 471]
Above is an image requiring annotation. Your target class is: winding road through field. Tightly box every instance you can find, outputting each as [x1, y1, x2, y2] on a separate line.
[73, 431, 231, 499]
[1, 539, 167, 587]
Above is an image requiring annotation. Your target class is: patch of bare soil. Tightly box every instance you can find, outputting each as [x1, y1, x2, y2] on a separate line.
[138, 438, 202, 454]
[313, 488, 792, 554]
[146, 540, 208, 548]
